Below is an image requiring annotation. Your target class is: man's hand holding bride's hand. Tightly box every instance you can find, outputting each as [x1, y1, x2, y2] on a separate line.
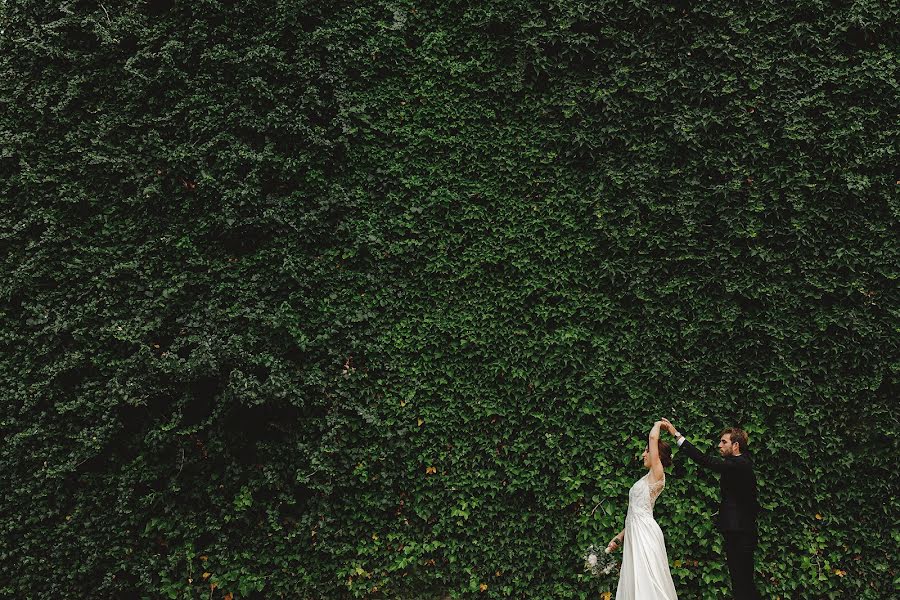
[660, 418, 678, 436]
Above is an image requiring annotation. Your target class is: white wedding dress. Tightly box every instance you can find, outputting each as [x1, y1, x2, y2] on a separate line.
[615, 473, 678, 599]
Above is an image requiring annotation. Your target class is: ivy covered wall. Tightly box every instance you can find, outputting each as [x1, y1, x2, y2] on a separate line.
[1, 1, 897, 598]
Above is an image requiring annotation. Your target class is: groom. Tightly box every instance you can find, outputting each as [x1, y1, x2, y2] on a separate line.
[661, 418, 761, 600]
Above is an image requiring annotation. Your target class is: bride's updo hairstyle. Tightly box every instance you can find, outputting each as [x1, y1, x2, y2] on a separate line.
[657, 439, 673, 468]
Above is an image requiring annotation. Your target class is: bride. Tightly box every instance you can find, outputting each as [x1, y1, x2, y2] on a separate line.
[606, 421, 678, 599]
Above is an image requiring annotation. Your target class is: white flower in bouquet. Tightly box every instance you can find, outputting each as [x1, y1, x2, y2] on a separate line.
[583, 544, 619, 578]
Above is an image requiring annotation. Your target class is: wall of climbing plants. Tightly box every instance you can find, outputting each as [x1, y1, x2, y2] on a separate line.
[1, 0, 897, 598]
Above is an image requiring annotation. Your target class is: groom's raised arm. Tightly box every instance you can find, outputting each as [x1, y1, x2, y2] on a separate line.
[677, 439, 736, 474]
[661, 418, 744, 474]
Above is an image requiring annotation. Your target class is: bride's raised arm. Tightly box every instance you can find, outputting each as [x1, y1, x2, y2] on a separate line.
[648, 421, 665, 483]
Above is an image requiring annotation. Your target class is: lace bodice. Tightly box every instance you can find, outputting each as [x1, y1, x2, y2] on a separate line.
[626, 473, 665, 519]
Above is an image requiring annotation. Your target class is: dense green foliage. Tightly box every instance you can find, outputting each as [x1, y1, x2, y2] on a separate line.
[2, 0, 898, 598]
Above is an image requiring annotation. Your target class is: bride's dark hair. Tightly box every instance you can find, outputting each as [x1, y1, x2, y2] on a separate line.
[657, 439, 672, 468]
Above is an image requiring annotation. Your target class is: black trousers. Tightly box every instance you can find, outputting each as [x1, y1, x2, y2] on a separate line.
[722, 531, 761, 600]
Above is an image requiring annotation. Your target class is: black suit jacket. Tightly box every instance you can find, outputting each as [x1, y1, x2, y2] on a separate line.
[679, 440, 760, 533]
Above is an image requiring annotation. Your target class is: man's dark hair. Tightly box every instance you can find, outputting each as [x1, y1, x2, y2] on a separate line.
[721, 427, 749, 452]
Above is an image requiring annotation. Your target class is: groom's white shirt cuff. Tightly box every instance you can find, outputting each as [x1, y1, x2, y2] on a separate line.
[676, 435, 686, 447]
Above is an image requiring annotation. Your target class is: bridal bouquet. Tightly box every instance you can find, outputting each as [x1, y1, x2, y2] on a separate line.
[583, 544, 619, 578]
